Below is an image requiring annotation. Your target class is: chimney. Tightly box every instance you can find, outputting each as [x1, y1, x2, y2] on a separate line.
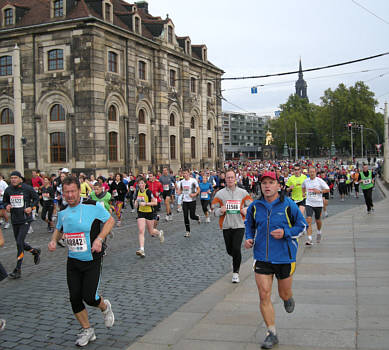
[135, 1, 148, 14]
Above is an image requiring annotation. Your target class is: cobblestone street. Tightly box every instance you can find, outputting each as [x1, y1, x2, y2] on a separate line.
[0, 187, 383, 349]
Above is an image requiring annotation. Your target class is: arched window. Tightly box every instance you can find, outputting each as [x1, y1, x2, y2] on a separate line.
[134, 16, 141, 34]
[50, 132, 66, 162]
[48, 49, 64, 71]
[50, 104, 65, 121]
[108, 105, 117, 121]
[139, 133, 146, 160]
[169, 113, 175, 126]
[0, 56, 12, 76]
[1, 135, 14, 164]
[108, 132, 118, 161]
[207, 119, 211, 131]
[191, 136, 196, 159]
[138, 109, 145, 124]
[208, 137, 212, 158]
[190, 117, 195, 129]
[1, 108, 13, 124]
[170, 135, 176, 160]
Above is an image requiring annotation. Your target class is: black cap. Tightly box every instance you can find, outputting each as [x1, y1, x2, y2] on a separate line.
[10, 170, 22, 178]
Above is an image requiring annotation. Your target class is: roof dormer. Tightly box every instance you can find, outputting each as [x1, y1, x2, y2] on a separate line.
[2, 5, 15, 27]
[50, 0, 66, 19]
[103, 0, 113, 23]
[133, 13, 141, 35]
[165, 20, 175, 45]
[185, 38, 191, 55]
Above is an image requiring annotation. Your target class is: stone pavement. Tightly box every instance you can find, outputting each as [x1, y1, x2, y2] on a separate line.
[0, 185, 385, 349]
[128, 181, 389, 350]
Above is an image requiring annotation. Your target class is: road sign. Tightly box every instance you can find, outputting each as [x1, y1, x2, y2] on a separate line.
[251, 87, 258, 94]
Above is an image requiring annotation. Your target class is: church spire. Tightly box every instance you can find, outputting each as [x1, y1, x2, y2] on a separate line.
[295, 58, 308, 100]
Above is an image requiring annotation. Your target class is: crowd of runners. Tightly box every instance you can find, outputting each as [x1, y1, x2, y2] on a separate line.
[0, 157, 381, 348]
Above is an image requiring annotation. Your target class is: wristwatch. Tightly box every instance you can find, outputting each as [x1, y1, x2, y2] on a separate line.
[97, 237, 104, 243]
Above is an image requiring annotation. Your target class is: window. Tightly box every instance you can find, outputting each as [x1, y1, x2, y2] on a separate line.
[168, 25, 173, 44]
[0, 56, 12, 76]
[48, 49, 64, 71]
[108, 51, 118, 73]
[207, 119, 211, 130]
[53, 0, 63, 17]
[190, 77, 196, 93]
[134, 16, 141, 34]
[107, 105, 116, 121]
[190, 117, 195, 129]
[138, 109, 145, 124]
[169, 69, 176, 88]
[138, 60, 146, 80]
[191, 136, 196, 159]
[186, 41, 190, 54]
[139, 133, 146, 160]
[170, 135, 176, 160]
[50, 104, 65, 121]
[169, 113, 175, 126]
[0, 108, 13, 124]
[4, 8, 13, 25]
[108, 132, 118, 161]
[50, 132, 66, 163]
[207, 82, 212, 97]
[208, 137, 212, 158]
[1, 135, 14, 164]
[105, 3, 111, 21]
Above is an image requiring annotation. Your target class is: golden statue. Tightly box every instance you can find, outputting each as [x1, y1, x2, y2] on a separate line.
[265, 130, 273, 145]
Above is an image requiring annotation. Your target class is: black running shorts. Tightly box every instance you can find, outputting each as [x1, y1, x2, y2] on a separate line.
[137, 211, 154, 221]
[254, 260, 296, 280]
[295, 199, 305, 207]
[305, 205, 322, 220]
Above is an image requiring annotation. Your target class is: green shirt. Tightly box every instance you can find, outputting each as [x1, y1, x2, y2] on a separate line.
[90, 191, 111, 212]
[286, 174, 307, 202]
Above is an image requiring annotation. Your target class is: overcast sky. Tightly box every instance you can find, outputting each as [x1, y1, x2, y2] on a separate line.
[147, 0, 389, 116]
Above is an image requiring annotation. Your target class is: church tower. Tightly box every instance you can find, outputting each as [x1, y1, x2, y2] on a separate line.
[295, 59, 308, 100]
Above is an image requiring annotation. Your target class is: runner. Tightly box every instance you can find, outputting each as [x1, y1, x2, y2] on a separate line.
[336, 169, 348, 201]
[352, 168, 360, 199]
[31, 170, 43, 219]
[286, 165, 307, 215]
[79, 175, 92, 198]
[319, 170, 330, 218]
[109, 173, 127, 226]
[40, 176, 55, 233]
[90, 182, 112, 213]
[134, 177, 164, 257]
[3, 171, 41, 279]
[245, 171, 307, 349]
[212, 168, 252, 283]
[48, 176, 115, 347]
[0, 174, 9, 228]
[199, 173, 213, 223]
[0, 227, 6, 331]
[358, 164, 375, 214]
[176, 169, 200, 237]
[302, 167, 330, 245]
[158, 167, 174, 221]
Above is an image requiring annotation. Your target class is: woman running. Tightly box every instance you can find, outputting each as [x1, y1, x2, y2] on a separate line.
[109, 173, 127, 226]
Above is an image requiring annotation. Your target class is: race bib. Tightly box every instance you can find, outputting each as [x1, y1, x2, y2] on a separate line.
[163, 184, 170, 191]
[10, 195, 24, 208]
[113, 190, 118, 197]
[130, 186, 135, 191]
[136, 196, 145, 203]
[363, 179, 371, 185]
[43, 193, 50, 201]
[329, 175, 334, 180]
[226, 200, 240, 214]
[339, 179, 345, 183]
[201, 192, 208, 199]
[307, 190, 319, 198]
[64, 232, 87, 252]
[183, 186, 190, 195]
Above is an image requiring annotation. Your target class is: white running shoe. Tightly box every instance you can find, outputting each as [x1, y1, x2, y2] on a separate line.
[205, 217, 211, 223]
[184, 232, 190, 238]
[232, 273, 240, 283]
[136, 249, 145, 257]
[3, 222, 9, 229]
[316, 233, 322, 243]
[116, 220, 121, 227]
[324, 211, 328, 218]
[28, 226, 34, 234]
[102, 299, 115, 328]
[165, 215, 169, 222]
[131, 209, 135, 213]
[159, 230, 165, 243]
[305, 240, 313, 246]
[75, 327, 96, 347]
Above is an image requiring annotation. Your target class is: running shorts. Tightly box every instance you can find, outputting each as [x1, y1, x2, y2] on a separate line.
[137, 211, 155, 221]
[162, 190, 172, 200]
[323, 193, 329, 200]
[295, 199, 306, 207]
[305, 205, 322, 220]
[254, 260, 296, 280]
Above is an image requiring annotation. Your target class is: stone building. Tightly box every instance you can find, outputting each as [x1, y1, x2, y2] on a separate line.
[0, 0, 223, 176]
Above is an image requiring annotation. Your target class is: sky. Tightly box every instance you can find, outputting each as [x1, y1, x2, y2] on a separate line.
[147, 0, 389, 117]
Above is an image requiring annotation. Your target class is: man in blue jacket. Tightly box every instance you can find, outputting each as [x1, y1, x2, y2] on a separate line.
[245, 171, 307, 349]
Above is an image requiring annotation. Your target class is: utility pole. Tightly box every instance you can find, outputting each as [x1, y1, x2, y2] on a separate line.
[384, 102, 389, 182]
[295, 121, 298, 162]
[361, 124, 363, 160]
[350, 125, 353, 160]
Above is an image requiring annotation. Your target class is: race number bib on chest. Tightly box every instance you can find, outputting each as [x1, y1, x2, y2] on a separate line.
[226, 200, 240, 214]
[201, 192, 208, 199]
[10, 195, 24, 208]
[163, 184, 170, 191]
[363, 179, 371, 185]
[307, 190, 319, 198]
[183, 186, 190, 195]
[43, 193, 50, 201]
[113, 190, 118, 197]
[339, 179, 345, 183]
[65, 232, 87, 252]
[136, 196, 145, 203]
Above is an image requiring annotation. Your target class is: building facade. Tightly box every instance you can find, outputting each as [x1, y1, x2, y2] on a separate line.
[0, 0, 223, 176]
[222, 111, 265, 160]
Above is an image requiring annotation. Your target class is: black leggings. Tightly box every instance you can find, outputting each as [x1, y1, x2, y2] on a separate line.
[13, 223, 33, 269]
[41, 205, 54, 224]
[128, 191, 135, 209]
[67, 258, 102, 314]
[200, 199, 210, 215]
[182, 201, 199, 232]
[0, 261, 7, 281]
[223, 228, 245, 273]
[362, 188, 374, 211]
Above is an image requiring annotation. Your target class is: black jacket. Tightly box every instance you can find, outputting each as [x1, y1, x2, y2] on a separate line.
[3, 183, 40, 224]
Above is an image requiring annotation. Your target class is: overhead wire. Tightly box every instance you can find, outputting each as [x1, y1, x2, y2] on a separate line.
[351, 0, 389, 25]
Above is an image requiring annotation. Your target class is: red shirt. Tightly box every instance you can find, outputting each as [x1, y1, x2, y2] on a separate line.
[147, 180, 163, 203]
[31, 176, 43, 189]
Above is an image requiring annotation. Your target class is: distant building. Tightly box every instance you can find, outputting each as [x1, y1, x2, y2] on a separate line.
[0, 0, 223, 176]
[295, 59, 308, 100]
[222, 112, 265, 160]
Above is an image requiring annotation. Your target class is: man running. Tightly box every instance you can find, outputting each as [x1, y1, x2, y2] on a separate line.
[245, 171, 307, 349]
[286, 165, 307, 215]
[3, 171, 41, 279]
[48, 176, 115, 347]
[159, 167, 174, 221]
[302, 167, 330, 245]
[176, 169, 200, 237]
[358, 164, 375, 214]
[212, 169, 252, 283]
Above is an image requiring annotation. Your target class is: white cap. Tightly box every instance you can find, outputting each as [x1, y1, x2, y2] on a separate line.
[61, 168, 69, 173]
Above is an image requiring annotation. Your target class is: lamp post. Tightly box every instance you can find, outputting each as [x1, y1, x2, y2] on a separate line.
[384, 102, 389, 182]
